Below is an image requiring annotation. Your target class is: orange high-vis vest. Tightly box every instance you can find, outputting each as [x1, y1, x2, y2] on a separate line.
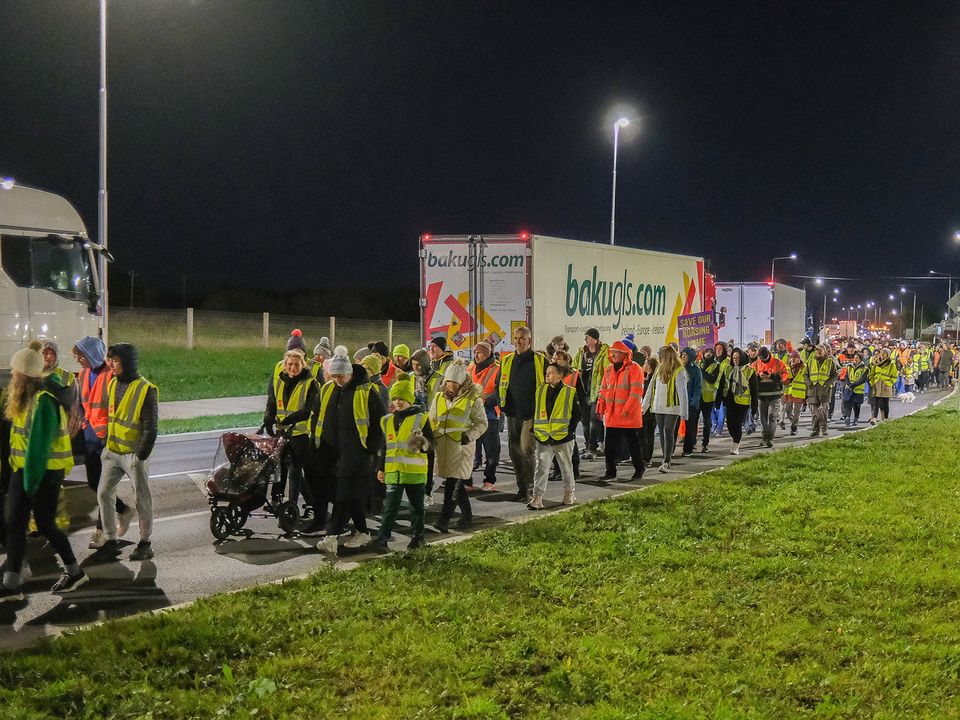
[562, 369, 580, 390]
[381, 360, 397, 387]
[470, 362, 501, 417]
[79, 367, 111, 439]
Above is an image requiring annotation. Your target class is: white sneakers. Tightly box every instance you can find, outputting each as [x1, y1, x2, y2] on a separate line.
[729, 443, 740, 455]
[658, 462, 670, 473]
[527, 495, 544, 510]
[561, 490, 576, 505]
[318, 535, 339, 555]
[117, 507, 137, 537]
[88, 529, 107, 549]
[342, 531, 371, 549]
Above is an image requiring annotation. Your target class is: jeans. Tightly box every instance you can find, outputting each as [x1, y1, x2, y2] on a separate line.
[604, 427, 643, 476]
[697, 400, 714, 449]
[327, 497, 368, 536]
[100, 449, 153, 542]
[533, 440, 575, 497]
[807, 385, 832, 434]
[758, 397, 779, 441]
[440, 477, 471, 520]
[475, 418, 501, 484]
[640, 412, 656, 464]
[785, 399, 802, 430]
[4, 469, 76, 577]
[711, 402, 726, 437]
[655, 414, 679, 463]
[681, 403, 708, 454]
[506, 416, 536, 494]
[378, 482, 425, 542]
[871, 397, 890, 420]
[841, 395, 863, 422]
[585, 402, 604, 451]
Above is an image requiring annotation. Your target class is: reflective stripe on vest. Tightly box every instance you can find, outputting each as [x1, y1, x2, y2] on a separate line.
[106, 377, 157, 454]
[9, 390, 74, 471]
[533, 383, 574, 442]
[50, 366, 76, 388]
[314, 381, 371, 448]
[79, 367, 110, 438]
[273, 373, 313, 436]
[807, 357, 832, 385]
[380, 412, 428, 477]
[847, 365, 867, 394]
[471, 362, 501, 417]
[498, 352, 545, 406]
[700, 361, 719, 402]
[732, 366, 755, 406]
[435, 393, 472, 442]
[786, 366, 807, 400]
[608, 363, 643, 407]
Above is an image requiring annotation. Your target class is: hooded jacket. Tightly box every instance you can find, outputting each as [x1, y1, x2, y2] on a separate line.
[681, 348, 702, 410]
[108, 343, 158, 460]
[596, 341, 645, 428]
[429, 379, 488, 479]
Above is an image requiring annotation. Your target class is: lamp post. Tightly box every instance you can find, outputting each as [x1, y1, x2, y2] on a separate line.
[929, 270, 953, 313]
[823, 287, 838, 340]
[609, 117, 630, 246]
[770, 253, 797, 285]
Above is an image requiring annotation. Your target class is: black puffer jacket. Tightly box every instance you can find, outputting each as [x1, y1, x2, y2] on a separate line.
[319, 364, 386, 462]
[108, 343, 158, 460]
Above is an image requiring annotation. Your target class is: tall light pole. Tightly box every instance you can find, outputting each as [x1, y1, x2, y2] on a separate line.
[823, 287, 838, 340]
[609, 117, 630, 246]
[99, 0, 109, 344]
[770, 253, 797, 285]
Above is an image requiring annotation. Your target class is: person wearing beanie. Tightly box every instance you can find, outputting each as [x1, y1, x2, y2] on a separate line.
[468, 341, 501, 491]
[410, 348, 442, 409]
[371, 341, 398, 388]
[72, 336, 132, 549]
[804, 343, 838, 437]
[428, 336, 454, 375]
[314, 338, 333, 359]
[374, 378, 434, 552]
[96, 343, 159, 561]
[286, 329, 307, 353]
[361, 353, 390, 411]
[750, 346, 789, 448]
[1, 341, 87, 601]
[430, 360, 488, 532]
[353, 346, 372, 363]
[393, 344, 412, 373]
[316, 346, 386, 555]
[783, 350, 807, 435]
[264, 349, 323, 532]
[499, 326, 546, 501]
[573, 329, 609, 459]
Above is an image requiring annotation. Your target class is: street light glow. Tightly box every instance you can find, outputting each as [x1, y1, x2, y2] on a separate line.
[615, 117, 630, 128]
[789, 252, 797, 260]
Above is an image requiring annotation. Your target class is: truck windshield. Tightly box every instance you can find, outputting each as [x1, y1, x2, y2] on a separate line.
[1, 233, 97, 303]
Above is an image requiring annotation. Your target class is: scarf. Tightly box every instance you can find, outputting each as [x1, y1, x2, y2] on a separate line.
[729, 365, 747, 397]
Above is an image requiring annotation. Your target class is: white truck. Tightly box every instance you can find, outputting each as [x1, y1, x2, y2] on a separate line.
[420, 233, 708, 358]
[715, 282, 806, 348]
[0, 182, 107, 385]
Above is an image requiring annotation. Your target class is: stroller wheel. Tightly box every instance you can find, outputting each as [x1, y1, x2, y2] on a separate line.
[277, 501, 300, 533]
[229, 505, 249, 530]
[210, 507, 233, 541]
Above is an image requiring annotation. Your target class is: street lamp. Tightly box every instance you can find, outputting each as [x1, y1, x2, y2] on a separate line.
[609, 117, 630, 246]
[929, 270, 953, 313]
[99, 0, 109, 343]
[770, 253, 797, 284]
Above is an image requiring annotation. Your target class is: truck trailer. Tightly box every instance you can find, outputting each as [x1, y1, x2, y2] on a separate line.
[420, 233, 709, 358]
[0, 183, 106, 385]
[715, 282, 806, 348]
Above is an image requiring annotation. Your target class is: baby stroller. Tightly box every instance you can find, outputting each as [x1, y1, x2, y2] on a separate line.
[200, 428, 301, 540]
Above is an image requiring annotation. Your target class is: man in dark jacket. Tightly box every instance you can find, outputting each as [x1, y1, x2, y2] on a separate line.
[679, 347, 704, 457]
[96, 343, 158, 561]
[317, 347, 386, 555]
[499, 326, 544, 502]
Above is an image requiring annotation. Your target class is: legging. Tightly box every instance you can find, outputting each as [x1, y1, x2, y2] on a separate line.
[655, 414, 679, 463]
[5, 469, 76, 576]
[872, 397, 890, 420]
[725, 402, 748, 444]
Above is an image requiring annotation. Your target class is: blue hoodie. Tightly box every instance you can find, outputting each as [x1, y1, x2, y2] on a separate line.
[682, 347, 702, 410]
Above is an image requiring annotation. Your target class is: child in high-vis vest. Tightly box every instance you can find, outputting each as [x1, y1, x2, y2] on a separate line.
[374, 378, 433, 552]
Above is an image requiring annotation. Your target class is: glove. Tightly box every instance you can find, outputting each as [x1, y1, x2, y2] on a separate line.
[460, 435, 471, 446]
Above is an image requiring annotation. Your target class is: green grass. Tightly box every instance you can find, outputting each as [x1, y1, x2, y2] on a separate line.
[3, 404, 960, 718]
[135, 346, 278, 401]
[157, 412, 263, 435]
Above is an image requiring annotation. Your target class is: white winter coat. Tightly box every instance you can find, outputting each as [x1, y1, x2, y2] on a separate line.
[429, 382, 488, 479]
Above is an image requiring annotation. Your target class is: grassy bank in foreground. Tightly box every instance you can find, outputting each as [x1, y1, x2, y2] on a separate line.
[3, 405, 960, 718]
[157, 412, 263, 435]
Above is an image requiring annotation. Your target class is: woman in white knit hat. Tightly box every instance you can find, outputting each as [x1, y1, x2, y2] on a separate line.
[2, 341, 88, 601]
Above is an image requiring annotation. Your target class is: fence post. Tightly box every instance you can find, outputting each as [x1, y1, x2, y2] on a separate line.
[262, 312, 270, 347]
[186, 308, 194, 350]
[329, 316, 336, 346]
[387, 319, 393, 350]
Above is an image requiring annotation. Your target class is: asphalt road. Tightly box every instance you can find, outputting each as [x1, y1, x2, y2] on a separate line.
[0, 388, 951, 651]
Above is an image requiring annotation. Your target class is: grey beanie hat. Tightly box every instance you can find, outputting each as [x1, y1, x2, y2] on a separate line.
[443, 359, 468, 385]
[313, 337, 333, 359]
[329, 345, 352, 375]
[353, 346, 372, 363]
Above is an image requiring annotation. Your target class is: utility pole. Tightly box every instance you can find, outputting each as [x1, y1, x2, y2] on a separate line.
[128, 270, 136, 309]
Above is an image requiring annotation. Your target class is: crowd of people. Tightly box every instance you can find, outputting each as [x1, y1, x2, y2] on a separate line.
[0, 325, 954, 602]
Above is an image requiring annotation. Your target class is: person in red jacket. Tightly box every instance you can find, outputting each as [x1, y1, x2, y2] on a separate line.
[595, 340, 645, 483]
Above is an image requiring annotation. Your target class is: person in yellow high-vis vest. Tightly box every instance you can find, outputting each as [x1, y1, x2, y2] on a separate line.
[316, 346, 386, 556]
[499, 326, 546, 502]
[528, 362, 581, 509]
[430, 360, 488, 533]
[1, 341, 87, 602]
[97, 343, 159, 561]
[804, 344, 838, 437]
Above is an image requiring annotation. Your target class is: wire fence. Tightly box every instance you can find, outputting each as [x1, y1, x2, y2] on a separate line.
[111, 307, 421, 352]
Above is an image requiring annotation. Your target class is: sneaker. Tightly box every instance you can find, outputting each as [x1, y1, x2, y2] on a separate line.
[810, 431, 820, 438]
[51, 571, 89, 594]
[0, 586, 24, 603]
[96, 539, 121, 558]
[821, 430, 828, 437]
[595, 445, 605, 457]
[561, 490, 576, 505]
[481, 482, 496, 492]
[456, 515, 473, 530]
[423, 494, 434, 507]
[699, 444, 708, 453]
[299, 519, 327, 536]
[88, 529, 106, 550]
[343, 531, 371, 549]
[581, 452, 595, 461]
[472, 462, 483, 472]
[598, 473, 617, 483]
[681, 451, 693, 457]
[765, 440, 773, 448]
[630, 470, 645, 481]
[371, 538, 391, 554]
[527, 495, 544, 510]
[130, 541, 154, 561]
[407, 536, 426, 550]
[869, 418, 877, 426]
[116, 507, 136, 538]
[318, 535, 339, 555]
[658, 463, 669, 473]
[790, 427, 797, 435]
[435, 518, 450, 534]
[729, 444, 740, 455]
[513, 490, 528, 501]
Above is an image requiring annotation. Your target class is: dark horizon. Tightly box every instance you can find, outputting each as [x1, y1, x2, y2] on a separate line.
[1, 1, 958, 320]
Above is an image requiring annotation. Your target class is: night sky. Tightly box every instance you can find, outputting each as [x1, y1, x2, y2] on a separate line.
[1, 1, 959, 319]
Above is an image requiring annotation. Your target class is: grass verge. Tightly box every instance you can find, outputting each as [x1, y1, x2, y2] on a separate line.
[157, 412, 263, 435]
[2, 404, 960, 718]
[134, 347, 278, 401]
